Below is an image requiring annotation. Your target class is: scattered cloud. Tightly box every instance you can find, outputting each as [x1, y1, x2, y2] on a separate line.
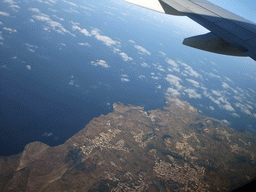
[209, 72, 221, 79]
[3, 0, 20, 11]
[80, 6, 94, 11]
[91, 60, 109, 68]
[222, 104, 235, 112]
[220, 119, 230, 126]
[63, 0, 78, 7]
[128, 39, 135, 43]
[186, 78, 200, 88]
[113, 48, 132, 62]
[209, 106, 214, 111]
[159, 51, 166, 56]
[165, 74, 183, 90]
[121, 78, 129, 82]
[28, 7, 40, 13]
[141, 62, 150, 68]
[155, 64, 165, 72]
[33, 13, 74, 35]
[26, 65, 31, 70]
[184, 88, 201, 99]
[166, 58, 180, 72]
[138, 75, 146, 79]
[166, 88, 180, 97]
[211, 90, 222, 97]
[235, 103, 253, 116]
[91, 28, 120, 47]
[134, 45, 150, 55]
[78, 42, 90, 46]
[181, 63, 200, 78]
[231, 113, 240, 117]
[0, 32, 4, 40]
[119, 52, 132, 61]
[3, 27, 17, 33]
[105, 11, 114, 16]
[0, 11, 10, 17]
[42, 132, 53, 137]
[72, 25, 90, 36]
[26, 43, 38, 52]
[222, 82, 230, 89]
[166, 58, 178, 67]
[165, 95, 187, 108]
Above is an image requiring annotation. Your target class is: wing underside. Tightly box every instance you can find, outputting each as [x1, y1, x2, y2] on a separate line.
[125, 0, 256, 61]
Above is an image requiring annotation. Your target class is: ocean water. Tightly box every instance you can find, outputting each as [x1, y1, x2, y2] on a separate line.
[1, 0, 256, 157]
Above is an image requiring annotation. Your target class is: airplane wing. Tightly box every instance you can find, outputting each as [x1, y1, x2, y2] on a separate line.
[125, 0, 256, 61]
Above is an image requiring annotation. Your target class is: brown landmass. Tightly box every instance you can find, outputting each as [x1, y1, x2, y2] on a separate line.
[0, 99, 256, 192]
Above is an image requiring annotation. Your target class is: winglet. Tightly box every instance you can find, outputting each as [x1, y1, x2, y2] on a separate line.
[183, 32, 248, 56]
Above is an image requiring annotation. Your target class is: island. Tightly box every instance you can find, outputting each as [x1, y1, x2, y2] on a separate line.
[0, 99, 255, 191]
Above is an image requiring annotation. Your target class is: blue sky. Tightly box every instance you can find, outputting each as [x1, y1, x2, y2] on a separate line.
[209, 0, 256, 22]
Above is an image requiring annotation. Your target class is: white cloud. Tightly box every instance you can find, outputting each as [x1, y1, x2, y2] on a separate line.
[220, 119, 230, 126]
[69, 80, 74, 85]
[72, 25, 90, 36]
[178, 61, 200, 78]
[28, 8, 40, 13]
[138, 75, 145, 79]
[222, 104, 235, 112]
[232, 113, 240, 117]
[3, 27, 17, 33]
[166, 58, 178, 67]
[209, 72, 221, 79]
[0, 11, 10, 16]
[91, 28, 119, 47]
[155, 64, 165, 72]
[121, 78, 129, 82]
[26, 65, 31, 70]
[0, 32, 4, 40]
[3, 0, 20, 10]
[186, 78, 200, 88]
[26, 43, 38, 52]
[128, 39, 135, 43]
[235, 103, 253, 116]
[248, 88, 255, 93]
[185, 66, 200, 78]
[211, 90, 222, 97]
[63, 0, 78, 7]
[166, 58, 180, 72]
[165, 95, 186, 108]
[224, 76, 233, 83]
[80, 6, 94, 11]
[222, 82, 230, 89]
[159, 51, 166, 56]
[119, 52, 132, 61]
[209, 106, 214, 111]
[134, 45, 150, 55]
[166, 88, 180, 97]
[33, 13, 73, 35]
[165, 74, 183, 90]
[141, 62, 150, 68]
[91, 60, 109, 68]
[105, 11, 114, 16]
[184, 88, 201, 99]
[78, 42, 90, 46]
